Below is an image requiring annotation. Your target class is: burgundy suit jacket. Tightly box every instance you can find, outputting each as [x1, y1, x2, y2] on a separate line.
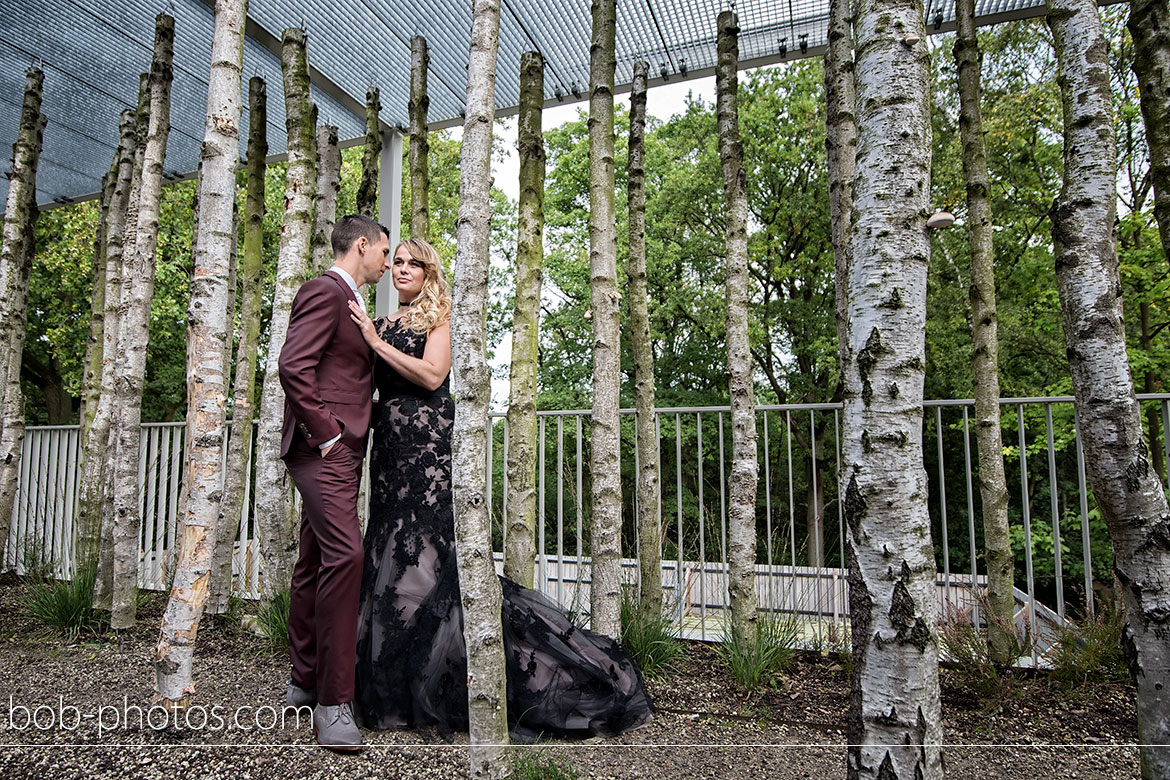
[278, 271, 373, 458]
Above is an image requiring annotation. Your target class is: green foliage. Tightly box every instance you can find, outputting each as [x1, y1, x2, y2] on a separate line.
[1046, 600, 1128, 689]
[511, 748, 578, 780]
[619, 590, 683, 678]
[938, 599, 1035, 707]
[23, 565, 103, 640]
[254, 590, 291, 650]
[716, 611, 799, 691]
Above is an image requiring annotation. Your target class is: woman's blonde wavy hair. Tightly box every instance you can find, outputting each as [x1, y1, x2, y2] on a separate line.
[397, 238, 452, 334]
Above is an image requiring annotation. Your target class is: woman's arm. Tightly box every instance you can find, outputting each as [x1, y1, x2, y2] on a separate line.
[348, 300, 451, 391]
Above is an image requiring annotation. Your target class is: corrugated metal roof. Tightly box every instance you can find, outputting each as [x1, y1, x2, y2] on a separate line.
[1, 0, 1072, 208]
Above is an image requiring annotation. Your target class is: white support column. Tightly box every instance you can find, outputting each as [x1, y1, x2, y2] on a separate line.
[376, 128, 403, 317]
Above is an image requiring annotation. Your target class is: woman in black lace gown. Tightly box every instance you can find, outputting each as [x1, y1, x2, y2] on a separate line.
[348, 239, 652, 742]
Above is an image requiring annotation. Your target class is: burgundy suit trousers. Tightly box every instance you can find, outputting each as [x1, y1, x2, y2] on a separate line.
[284, 441, 364, 705]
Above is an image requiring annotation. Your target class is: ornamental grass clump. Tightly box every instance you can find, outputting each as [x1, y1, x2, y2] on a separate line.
[24, 564, 103, 640]
[717, 610, 800, 690]
[619, 590, 683, 678]
[254, 589, 291, 650]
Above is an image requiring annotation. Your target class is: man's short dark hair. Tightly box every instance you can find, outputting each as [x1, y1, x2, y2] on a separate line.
[331, 214, 389, 256]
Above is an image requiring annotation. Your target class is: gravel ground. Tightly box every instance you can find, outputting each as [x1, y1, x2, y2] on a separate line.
[0, 576, 1140, 779]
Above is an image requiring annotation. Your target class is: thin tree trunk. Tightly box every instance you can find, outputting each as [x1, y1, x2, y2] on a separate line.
[1130, 0, 1170, 262]
[0, 67, 45, 554]
[95, 84, 148, 608]
[588, 0, 622, 641]
[253, 28, 317, 597]
[825, 0, 857, 361]
[452, 1, 509, 775]
[312, 124, 340, 273]
[955, 0, 1016, 668]
[410, 35, 430, 241]
[209, 76, 267, 614]
[357, 87, 381, 219]
[155, 0, 245, 707]
[109, 13, 174, 629]
[81, 167, 116, 438]
[77, 110, 136, 571]
[842, 0, 943, 774]
[504, 50, 544, 589]
[1049, 0, 1170, 774]
[627, 60, 661, 620]
[716, 11, 759, 643]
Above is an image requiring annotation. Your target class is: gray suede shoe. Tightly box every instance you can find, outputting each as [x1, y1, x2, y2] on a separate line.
[285, 681, 316, 714]
[313, 701, 363, 751]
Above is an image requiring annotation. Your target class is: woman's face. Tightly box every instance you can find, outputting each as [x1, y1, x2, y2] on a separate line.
[392, 246, 427, 303]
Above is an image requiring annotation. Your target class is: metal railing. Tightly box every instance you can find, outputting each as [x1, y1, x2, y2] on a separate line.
[7, 394, 1166, 649]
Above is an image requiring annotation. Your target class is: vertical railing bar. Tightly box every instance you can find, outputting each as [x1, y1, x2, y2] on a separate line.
[675, 413, 683, 631]
[835, 408, 845, 635]
[486, 418, 494, 561]
[35, 429, 50, 574]
[633, 412, 641, 600]
[7, 431, 27, 571]
[146, 427, 161, 588]
[15, 431, 36, 572]
[697, 413, 706, 641]
[810, 409, 822, 640]
[168, 425, 183, 584]
[155, 427, 171, 589]
[785, 410, 795, 615]
[1017, 404, 1038, 664]
[1074, 414, 1094, 618]
[538, 416, 546, 595]
[763, 411, 774, 614]
[935, 406, 951, 611]
[655, 413, 663, 616]
[962, 406, 978, 628]
[239, 427, 254, 597]
[718, 411, 727, 620]
[502, 416, 508, 555]
[1044, 403, 1065, 618]
[51, 429, 68, 577]
[557, 416, 565, 607]
[576, 415, 584, 618]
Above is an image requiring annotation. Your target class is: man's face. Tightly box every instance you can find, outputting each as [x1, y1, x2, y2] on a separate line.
[357, 234, 392, 287]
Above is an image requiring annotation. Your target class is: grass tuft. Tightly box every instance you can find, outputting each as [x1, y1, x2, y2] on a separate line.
[716, 611, 799, 690]
[254, 590, 291, 650]
[23, 565, 104, 640]
[512, 747, 578, 780]
[619, 591, 684, 678]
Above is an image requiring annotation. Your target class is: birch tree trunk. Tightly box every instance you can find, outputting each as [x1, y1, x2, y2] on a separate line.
[588, 0, 622, 641]
[954, 0, 1015, 668]
[209, 76, 267, 614]
[78, 109, 135, 570]
[503, 51, 544, 589]
[80, 167, 116, 439]
[410, 35, 430, 240]
[1129, 0, 1170, 260]
[109, 13, 174, 629]
[843, 0, 943, 774]
[451, 1, 509, 775]
[155, 0, 246, 706]
[627, 60, 661, 620]
[716, 11, 759, 644]
[825, 0, 857, 361]
[357, 87, 380, 218]
[0, 67, 45, 552]
[1049, 1, 1170, 774]
[312, 124, 340, 273]
[253, 28, 317, 597]
[95, 76, 152, 609]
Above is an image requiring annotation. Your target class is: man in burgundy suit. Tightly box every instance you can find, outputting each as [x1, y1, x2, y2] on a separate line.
[278, 215, 390, 750]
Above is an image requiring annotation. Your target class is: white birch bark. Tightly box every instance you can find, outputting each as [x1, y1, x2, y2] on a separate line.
[253, 28, 317, 597]
[77, 109, 135, 570]
[209, 76, 267, 614]
[95, 78, 150, 609]
[504, 50, 544, 589]
[311, 124, 340, 274]
[716, 11, 759, 643]
[410, 35, 430, 240]
[954, 0, 1015, 667]
[108, 13, 174, 629]
[588, 0, 622, 641]
[80, 166, 115, 440]
[0, 67, 45, 552]
[627, 60, 661, 620]
[109, 14, 174, 629]
[1048, 0, 1170, 774]
[842, 0, 943, 775]
[452, 1, 509, 774]
[154, 0, 245, 706]
[357, 87, 380, 219]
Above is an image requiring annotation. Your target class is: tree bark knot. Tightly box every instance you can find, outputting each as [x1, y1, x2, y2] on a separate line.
[889, 562, 930, 651]
[857, 327, 885, 405]
[845, 471, 867, 540]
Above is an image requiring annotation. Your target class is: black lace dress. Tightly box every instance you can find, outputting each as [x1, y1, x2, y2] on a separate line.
[354, 317, 653, 742]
